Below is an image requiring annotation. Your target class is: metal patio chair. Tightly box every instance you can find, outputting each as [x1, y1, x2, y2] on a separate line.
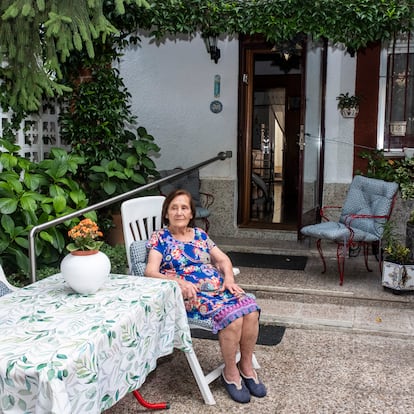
[300, 175, 399, 285]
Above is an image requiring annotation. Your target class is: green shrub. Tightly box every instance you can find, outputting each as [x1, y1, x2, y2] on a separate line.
[358, 150, 414, 200]
[100, 243, 129, 275]
[0, 140, 90, 278]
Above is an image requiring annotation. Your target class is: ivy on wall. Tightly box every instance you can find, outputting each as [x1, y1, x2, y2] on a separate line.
[0, 0, 413, 113]
[139, 0, 413, 53]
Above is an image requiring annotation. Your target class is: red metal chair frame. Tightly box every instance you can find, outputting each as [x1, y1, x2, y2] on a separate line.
[316, 195, 397, 286]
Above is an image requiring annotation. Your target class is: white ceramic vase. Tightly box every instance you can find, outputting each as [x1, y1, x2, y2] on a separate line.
[60, 250, 111, 294]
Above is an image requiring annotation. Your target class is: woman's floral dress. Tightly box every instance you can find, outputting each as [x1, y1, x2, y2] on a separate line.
[147, 227, 260, 334]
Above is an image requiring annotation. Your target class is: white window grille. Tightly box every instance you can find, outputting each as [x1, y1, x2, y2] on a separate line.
[0, 102, 69, 161]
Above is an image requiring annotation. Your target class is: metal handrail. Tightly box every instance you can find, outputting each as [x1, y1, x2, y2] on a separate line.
[28, 150, 232, 282]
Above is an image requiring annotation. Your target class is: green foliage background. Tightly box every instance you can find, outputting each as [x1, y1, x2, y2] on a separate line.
[0, 0, 413, 112]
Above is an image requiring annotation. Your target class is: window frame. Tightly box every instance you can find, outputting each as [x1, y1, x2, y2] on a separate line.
[377, 32, 414, 155]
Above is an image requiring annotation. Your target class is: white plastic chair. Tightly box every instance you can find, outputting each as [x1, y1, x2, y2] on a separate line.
[121, 196, 166, 272]
[0, 264, 17, 296]
[121, 196, 259, 405]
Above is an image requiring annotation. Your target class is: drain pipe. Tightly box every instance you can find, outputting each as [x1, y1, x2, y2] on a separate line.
[28, 151, 232, 283]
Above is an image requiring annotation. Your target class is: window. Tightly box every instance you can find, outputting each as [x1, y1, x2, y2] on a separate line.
[378, 32, 414, 152]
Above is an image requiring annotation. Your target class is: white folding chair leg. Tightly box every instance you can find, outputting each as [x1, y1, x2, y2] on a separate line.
[203, 352, 260, 384]
[185, 349, 261, 405]
[252, 353, 260, 370]
[185, 349, 216, 405]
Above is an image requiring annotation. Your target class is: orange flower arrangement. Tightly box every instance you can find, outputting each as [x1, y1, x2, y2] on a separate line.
[66, 218, 104, 252]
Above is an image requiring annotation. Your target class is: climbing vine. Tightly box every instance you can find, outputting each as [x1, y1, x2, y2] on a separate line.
[0, 0, 413, 112]
[139, 0, 413, 53]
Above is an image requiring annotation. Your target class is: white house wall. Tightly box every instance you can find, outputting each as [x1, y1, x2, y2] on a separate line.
[120, 36, 357, 182]
[119, 34, 239, 180]
[119, 34, 357, 236]
[324, 46, 357, 184]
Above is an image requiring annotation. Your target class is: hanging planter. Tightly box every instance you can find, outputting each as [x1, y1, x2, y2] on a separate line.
[340, 107, 359, 118]
[336, 93, 361, 119]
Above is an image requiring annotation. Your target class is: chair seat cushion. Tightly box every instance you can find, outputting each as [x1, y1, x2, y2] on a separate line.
[0, 281, 12, 297]
[188, 318, 214, 330]
[301, 222, 350, 241]
[301, 222, 380, 243]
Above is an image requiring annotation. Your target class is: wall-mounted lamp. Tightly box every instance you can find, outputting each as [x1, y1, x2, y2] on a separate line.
[204, 35, 221, 64]
[271, 33, 306, 61]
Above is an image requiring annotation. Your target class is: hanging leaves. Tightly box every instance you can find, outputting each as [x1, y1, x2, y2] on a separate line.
[0, 0, 149, 112]
[0, 0, 413, 113]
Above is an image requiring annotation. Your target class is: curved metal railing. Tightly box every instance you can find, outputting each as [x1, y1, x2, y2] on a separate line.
[28, 151, 232, 282]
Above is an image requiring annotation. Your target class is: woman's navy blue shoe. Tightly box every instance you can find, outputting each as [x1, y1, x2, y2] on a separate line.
[239, 369, 267, 398]
[221, 373, 251, 403]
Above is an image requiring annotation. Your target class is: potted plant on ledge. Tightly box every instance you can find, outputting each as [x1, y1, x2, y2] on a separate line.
[407, 209, 414, 262]
[382, 222, 414, 293]
[336, 92, 361, 118]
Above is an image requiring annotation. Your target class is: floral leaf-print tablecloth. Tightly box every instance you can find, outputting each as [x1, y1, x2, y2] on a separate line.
[0, 273, 193, 413]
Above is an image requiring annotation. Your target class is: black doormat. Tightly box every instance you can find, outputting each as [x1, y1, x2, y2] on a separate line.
[227, 251, 307, 271]
[191, 325, 286, 346]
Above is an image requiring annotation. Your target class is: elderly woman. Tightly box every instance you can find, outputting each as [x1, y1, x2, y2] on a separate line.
[145, 189, 266, 403]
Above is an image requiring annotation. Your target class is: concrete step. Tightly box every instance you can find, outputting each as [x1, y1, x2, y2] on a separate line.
[255, 295, 414, 340]
[242, 278, 414, 339]
[240, 278, 414, 339]
[214, 235, 414, 339]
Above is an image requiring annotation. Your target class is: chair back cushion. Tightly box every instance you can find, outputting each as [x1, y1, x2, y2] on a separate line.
[159, 168, 202, 207]
[339, 175, 399, 239]
[129, 240, 149, 276]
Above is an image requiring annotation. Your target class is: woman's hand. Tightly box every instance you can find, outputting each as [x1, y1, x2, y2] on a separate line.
[179, 280, 199, 301]
[222, 280, 245, 295]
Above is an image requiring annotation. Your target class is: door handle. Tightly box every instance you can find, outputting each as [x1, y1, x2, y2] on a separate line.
[298, 125, 306, 151]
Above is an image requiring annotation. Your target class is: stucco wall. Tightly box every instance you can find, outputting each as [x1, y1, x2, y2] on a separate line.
[119, 34, 238, 180]
[119, 35, 361, 238]
[324, 47, 357, 184]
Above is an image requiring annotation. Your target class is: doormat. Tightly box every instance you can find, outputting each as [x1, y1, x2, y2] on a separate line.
[227, 251, 307, 271]
[191, 325, 286, 346]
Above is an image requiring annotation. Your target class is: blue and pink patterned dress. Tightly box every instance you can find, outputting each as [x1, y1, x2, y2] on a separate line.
[147, 227, 260, 334]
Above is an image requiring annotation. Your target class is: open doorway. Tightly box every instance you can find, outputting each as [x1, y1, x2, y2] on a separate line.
[238, 36, 303, 230]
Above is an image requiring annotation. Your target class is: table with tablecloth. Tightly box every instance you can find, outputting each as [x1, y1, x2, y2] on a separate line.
[0, 273, 193, 413]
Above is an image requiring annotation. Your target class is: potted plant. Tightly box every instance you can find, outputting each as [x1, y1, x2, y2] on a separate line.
[407, 209, 414, 262]
[381, 221, 414, 293]
[336, 92, 361, 118]
[60, 218, 111, 294]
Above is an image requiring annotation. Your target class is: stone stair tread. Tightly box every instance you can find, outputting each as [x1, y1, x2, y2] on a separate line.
[256, 297, 414, 339]
[214, 234, 414, 339]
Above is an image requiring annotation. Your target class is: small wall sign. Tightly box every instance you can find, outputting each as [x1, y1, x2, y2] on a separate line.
[210, 100, 223, 113]
[214, 74, 221, 98]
